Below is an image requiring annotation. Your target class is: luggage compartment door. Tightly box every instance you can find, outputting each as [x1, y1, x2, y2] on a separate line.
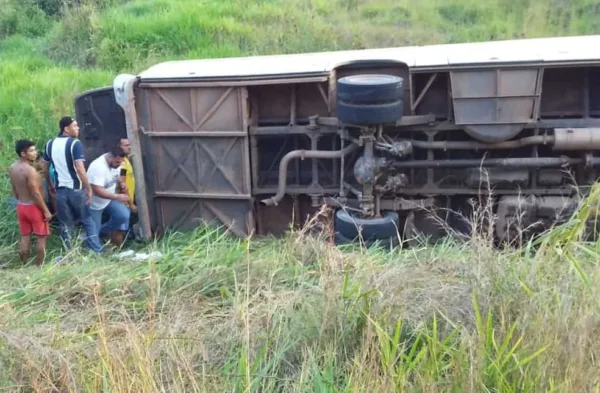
[138, 85, 255, 237]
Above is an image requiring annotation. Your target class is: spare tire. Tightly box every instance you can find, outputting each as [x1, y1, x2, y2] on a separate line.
[336, 99, 403, 125]
[335, 209, 400, 242]
[337, 74, 404, 104]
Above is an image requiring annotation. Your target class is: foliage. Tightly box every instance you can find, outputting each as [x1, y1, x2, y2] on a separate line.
[0, 0, 52, 39]
[1, 0, 600, 390]
[1, 200, 600, 391]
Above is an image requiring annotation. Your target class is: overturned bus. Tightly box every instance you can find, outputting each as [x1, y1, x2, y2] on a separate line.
[74, 34, 600, 246]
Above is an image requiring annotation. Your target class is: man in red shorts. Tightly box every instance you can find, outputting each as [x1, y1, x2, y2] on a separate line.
[9, 140, 52, 265]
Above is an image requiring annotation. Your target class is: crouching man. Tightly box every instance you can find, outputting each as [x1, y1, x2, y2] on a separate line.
[87, 147, 131, 248]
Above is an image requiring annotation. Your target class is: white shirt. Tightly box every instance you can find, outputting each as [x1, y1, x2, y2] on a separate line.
[87, 154, 122, 211]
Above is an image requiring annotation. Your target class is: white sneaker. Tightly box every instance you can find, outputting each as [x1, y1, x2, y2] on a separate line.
[134, 251, 163, 262]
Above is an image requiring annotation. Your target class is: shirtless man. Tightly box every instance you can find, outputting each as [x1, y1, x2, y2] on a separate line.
[9, 140, 52, 265]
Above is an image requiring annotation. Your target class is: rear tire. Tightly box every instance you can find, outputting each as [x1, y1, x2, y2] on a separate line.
[336, 73, 404, 125]
[337, 74, 404, 103]
[336, 100, 403, 125]
[335, 209, 400, 244]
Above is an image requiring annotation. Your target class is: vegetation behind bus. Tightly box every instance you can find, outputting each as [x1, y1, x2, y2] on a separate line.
[1, 0, 600, 391]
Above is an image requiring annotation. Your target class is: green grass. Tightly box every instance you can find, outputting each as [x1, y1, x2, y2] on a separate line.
[1, 204, 600, 392]
[1, 0, 600, 391]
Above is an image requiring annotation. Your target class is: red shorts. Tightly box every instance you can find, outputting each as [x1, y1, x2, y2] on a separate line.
[16, 203, 50, 237]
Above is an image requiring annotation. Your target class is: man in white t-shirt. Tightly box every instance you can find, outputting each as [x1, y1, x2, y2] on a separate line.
[87, 147, 131, 248]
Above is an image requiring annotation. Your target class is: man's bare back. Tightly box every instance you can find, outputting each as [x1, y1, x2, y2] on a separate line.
[9, 161, 39, 204]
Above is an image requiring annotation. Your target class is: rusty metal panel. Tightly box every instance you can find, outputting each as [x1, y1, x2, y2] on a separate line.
[152, 136, 251, 196]
[296, 82, 330, 118]
[496, 98, 535, 121]
[541, 68, 585, 116]
[451, 70, 497, 98]
[254, 85, 292, 120]
[453, 97, 535, 124]
[148, 87, 243, 132]
[450, 68, 541, 125]
[142, 85, 254, 237]
[157, 198, 254, 238]
[498, 69, 538, 96]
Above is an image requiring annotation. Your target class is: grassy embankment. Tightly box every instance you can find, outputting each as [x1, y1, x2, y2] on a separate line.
[2, 0, 600, 391]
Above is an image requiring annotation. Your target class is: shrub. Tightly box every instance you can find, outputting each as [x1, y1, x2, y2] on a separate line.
[22, 0, 127, 17]
[0, 0, 52, 38]
[44, 1, 101, 67]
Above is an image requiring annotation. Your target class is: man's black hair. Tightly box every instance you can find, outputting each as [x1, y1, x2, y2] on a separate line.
[59, 116, 74, 134]
[15, 139, 35, 157]
[108, 145, 127, 158]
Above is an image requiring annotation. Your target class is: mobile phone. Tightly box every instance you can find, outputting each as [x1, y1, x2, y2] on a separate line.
[120, 168, 127, 177]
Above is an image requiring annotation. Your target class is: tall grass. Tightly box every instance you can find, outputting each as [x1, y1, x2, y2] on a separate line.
[1, 191, 600, 391]
[32, 0, 600, 72]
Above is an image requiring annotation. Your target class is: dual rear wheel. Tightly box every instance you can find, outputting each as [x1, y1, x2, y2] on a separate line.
[334, 73, 405, 248]
[336, 74, 404, 125]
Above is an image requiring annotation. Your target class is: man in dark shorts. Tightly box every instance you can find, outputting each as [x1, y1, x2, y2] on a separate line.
[42, 116, 103, 254]
[9, 140, 53, 265]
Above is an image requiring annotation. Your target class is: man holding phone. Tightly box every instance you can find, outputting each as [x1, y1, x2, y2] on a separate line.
[87, 146, 131, 248]
[116, 138, 143, 242]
